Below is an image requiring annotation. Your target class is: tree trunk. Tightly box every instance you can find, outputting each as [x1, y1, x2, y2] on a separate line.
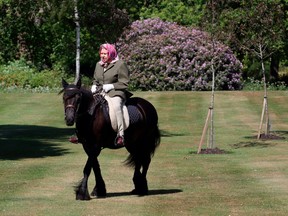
[74, 0, 81, 83]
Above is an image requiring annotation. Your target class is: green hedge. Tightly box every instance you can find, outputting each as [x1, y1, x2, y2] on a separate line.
[0, 60, 92, 92]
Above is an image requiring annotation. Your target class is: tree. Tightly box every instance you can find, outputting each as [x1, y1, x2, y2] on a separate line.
[202, 0, 285, 81]
[0, 0, 54, 68]
[140, 0, 206, 26]
[202, 0, 285, 138]
[238, 1, 284, 138]
[49, 0, 130, 75]
[0, 0, 130, 75]
[74, 0, 80, 83]
[197, 0, 217, 153]
[115, 0, 151, 21]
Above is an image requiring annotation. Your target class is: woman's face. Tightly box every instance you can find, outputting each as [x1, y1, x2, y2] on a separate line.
[100, 48, 109, 63]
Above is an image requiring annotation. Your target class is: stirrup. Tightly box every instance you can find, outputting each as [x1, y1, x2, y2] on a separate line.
[115, 135, 125, 147]
[69, 136, 79, 144]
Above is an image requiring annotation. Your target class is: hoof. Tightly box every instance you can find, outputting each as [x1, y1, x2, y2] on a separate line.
[76, 194, 91, 200]
[91, 188, 107, 198]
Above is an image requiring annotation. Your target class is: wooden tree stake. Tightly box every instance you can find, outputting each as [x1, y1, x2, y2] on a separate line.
[197, 107, 213, 154]
[257, 96, 270, 139]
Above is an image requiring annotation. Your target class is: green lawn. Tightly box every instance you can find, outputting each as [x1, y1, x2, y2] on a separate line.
[1, 91, 288, 216]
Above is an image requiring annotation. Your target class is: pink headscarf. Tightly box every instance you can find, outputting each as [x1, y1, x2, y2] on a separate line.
[99, 43, 119, 65]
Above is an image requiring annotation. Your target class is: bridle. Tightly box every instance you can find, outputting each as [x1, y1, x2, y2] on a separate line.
[64, 87, 82, 113]
[65, 104, 77, 111]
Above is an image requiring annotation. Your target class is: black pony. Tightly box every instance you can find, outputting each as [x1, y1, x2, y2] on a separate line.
[60, 79, 160, 200]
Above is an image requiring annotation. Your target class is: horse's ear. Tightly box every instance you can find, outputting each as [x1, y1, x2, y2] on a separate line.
[62, 78, 69, 89]
[76, 78, 81, 89]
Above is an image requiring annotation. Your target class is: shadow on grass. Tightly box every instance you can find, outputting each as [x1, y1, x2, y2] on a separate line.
[231, 141, 275, 149]
[160, 130, 188, 137]
[104, 189, 183, 198]
[189, 148, 233, 155]
[0, 124, 75, 160]
[271, 130, 288, 137]
[244, 130, 288, 140]
[230, 131, 288, 149]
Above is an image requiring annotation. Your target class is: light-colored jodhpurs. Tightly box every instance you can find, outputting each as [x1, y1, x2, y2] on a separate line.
[109, 96, 125, 137]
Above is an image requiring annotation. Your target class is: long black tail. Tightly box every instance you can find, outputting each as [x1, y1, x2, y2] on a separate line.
[125, 124, 161, 167]
[150, 124, 161, 156]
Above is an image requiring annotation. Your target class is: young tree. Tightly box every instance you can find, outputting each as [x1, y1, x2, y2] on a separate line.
[241, 1, 284, 138]
[202, 0, 285, 138]
[198, 0, 218, 153]
[202, 0, 285, 81]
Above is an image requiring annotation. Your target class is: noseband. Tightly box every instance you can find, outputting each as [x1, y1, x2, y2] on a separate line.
[65, 104, 77, 111]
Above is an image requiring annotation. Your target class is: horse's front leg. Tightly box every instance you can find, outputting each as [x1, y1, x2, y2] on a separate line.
[90, 156, 106, 198]
[75, 158, 92, 200]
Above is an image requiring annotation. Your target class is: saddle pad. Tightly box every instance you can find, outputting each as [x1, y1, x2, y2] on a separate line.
[104, 95, 129, 132]
[127, 104, 142, 125]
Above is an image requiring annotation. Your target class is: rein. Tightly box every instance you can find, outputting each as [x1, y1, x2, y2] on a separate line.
[94, 93, 107, 106]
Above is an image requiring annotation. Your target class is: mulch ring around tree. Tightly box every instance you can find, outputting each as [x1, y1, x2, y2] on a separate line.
[197, 147, 227, 154]
[255, 133, 285, 140]
[197, 133, 286, 154]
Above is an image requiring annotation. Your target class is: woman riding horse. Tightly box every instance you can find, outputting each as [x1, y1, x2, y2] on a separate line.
[61, 78, 160, 200]
[92, 43, 132, 147]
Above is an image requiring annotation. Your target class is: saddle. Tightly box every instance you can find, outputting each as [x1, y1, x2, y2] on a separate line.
[90, 94, 143, 132]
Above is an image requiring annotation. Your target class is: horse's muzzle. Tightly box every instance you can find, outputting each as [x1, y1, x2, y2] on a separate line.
[65, 114, 75, 126]
[65, 118, 75, 126]
[65, 115, 75, 126]
[65, 108, 76, 126]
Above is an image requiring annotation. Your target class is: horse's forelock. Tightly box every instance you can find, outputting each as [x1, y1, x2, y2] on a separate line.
[62, 85, 81, 98]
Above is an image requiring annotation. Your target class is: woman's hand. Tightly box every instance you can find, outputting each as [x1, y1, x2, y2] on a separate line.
[91, 84, 97, 93]
[103, 84, 114, 92]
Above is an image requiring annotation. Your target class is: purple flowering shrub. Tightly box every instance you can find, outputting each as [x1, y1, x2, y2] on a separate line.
[116, 18, 242, 91]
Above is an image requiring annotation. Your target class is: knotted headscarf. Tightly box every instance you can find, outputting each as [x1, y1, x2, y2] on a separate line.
[99, 43, 119, 66]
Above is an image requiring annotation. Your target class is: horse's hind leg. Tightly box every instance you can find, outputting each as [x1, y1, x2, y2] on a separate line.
[132, 156, 151, 196]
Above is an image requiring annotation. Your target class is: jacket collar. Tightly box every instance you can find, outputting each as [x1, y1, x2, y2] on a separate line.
[99, 56, 119, 68]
